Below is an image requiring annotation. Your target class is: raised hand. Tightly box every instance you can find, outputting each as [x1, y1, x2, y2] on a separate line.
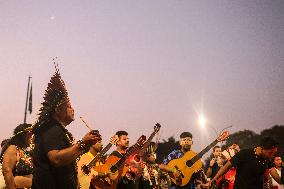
[209, 158, 216, 167]
[82, 131, 101, 146]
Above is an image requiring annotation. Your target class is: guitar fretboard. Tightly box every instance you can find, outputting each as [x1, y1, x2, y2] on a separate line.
[87, 142, 113, 169]
[110, 143, 141, 173]
[139, 131, 157, 156]
[186, 139, 218, 167]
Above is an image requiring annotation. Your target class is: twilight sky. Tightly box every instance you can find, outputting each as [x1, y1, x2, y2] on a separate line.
[0, 0, 284, 151]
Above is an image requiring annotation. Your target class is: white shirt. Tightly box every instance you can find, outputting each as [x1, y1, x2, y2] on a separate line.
[270, 168, 284, 189]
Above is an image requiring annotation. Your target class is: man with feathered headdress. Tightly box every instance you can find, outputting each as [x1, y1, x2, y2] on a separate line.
[32, 62, 101, 189]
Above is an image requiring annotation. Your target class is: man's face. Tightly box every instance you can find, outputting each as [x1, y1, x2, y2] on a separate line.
[274, 156, 282, 167]
[117, 135, 129, 149]
[179, 137, 192, 150]
[213, 147, 222, 157]
[56, 101, 75, 125]
[91, 140, 103, 152]
[262, 147, 278, 160]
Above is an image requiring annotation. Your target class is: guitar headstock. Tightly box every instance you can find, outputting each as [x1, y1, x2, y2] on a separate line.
[109, 135, 119, 145]
[137, 135, 147, 147]
[217, 131, 230, 142]
[154, 123, 161, 133]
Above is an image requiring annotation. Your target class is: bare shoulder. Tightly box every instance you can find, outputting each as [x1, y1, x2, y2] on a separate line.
[4, 145, 17, 156]
[2, 145, 18, 168]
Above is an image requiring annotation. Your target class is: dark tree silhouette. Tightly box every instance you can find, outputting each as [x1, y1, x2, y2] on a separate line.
[156, 136, 179, 163]
[221, 129, 262, 150]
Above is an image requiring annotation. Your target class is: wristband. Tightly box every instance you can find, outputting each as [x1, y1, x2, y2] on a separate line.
[76, 139, 88, 153]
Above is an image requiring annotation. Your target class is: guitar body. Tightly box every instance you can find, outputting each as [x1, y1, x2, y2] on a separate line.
[78, 168, 99, 189]
[167, 150, 202, 186]
[78, 169, 90, 189]
[77, 153, 96, 189]
[167, 131, 230, 186]
[91, 155, 121, 189]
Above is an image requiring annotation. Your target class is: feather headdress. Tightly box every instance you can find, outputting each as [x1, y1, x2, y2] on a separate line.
[144, 142, 158, 154]
[33, 58, 69, 132]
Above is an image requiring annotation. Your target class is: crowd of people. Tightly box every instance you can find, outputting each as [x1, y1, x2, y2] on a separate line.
[0, 66, 283, 189]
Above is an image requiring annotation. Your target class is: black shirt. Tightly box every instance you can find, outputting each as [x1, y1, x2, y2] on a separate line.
[230, 148, 270, 189]
[206, 160, 220, 179]
[32, 120, 77, 189]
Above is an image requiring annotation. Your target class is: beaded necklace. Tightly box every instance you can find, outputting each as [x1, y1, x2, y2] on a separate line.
[254, 147, 268, 166]
[17, 147, 33, 170]
[57, 122, 75, 145]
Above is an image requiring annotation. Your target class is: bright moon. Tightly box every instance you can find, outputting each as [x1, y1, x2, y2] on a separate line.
[198, 115, 207, 128]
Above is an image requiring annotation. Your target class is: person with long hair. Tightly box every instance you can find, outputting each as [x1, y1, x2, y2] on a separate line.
[1, 123, 34, 189]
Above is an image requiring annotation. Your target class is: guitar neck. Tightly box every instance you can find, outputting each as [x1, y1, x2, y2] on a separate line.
[191, 139, 219, 164]
[110, 143, 140, 173]
[139, 131, 156, 156]
[87, 142, 113, 168]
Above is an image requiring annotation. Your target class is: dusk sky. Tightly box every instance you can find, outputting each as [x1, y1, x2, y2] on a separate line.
[1, 1, 284, 151]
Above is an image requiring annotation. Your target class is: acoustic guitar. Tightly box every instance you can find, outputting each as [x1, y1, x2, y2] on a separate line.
[91, 135, 146, 189]
[167, 131, 229, 186]
[78, 135, 118, 189]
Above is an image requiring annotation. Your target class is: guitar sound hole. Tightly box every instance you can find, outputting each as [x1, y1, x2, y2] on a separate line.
[110, 165, 117, 173]
[82, 165, 90, 175]
[186, 160, 193, 167]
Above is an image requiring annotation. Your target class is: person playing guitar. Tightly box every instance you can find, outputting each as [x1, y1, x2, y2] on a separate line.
[161, 132, 200, 189]
[107, 130, 136, 189]
[90, 133, 146, 189]
[77, 133, 118, 189]
[161, 131, 229, 189]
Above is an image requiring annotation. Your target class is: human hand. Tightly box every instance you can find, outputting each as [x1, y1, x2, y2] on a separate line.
[209, 158, 216, 167]
[82, 131, 101, 146]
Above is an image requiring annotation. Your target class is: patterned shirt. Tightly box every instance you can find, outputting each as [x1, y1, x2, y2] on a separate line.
[163, 149, 184, 165]
[14, 147, 33, 176]
[163, 149, 197, 189]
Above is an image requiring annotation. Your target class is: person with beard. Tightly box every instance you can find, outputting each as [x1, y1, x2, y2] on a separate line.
[107, 130, 136, 189]
[162, 132, 202, 189]
[32, 66, 101, 189]
[204, 137, 281, 189]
